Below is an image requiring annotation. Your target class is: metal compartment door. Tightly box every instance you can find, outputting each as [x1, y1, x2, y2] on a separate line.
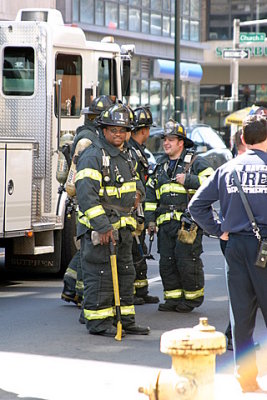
[0, 144, 5, 234]
[5, 143, 33, 232]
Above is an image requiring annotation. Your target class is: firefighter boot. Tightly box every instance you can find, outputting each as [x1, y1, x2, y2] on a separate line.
[158, 300, 178, 312]
[124, 324, 150, 335]
[143, 295, 159, 304]
[133, 296, 145, 305]
[61, 282, 79, 305]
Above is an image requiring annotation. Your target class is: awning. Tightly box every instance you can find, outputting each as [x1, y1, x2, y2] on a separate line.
[153, 59, 203, 83]
[224, 105, 260, 126]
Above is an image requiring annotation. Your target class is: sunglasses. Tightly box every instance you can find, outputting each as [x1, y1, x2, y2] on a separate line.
[109, 127, 127, 134]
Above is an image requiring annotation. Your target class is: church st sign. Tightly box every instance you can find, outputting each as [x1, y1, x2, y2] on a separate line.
[240, 32, 266, 43]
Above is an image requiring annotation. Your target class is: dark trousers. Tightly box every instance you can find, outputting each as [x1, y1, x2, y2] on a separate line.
[80, 228, 136, 333]
[158, 220, 204, 308]
[132, 230, 148, 298]
[225, 234, 267, 380]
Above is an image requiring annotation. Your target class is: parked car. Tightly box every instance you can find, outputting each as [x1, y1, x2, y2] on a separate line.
[147, 124, 233, 170]
[144, 148, 157, 165]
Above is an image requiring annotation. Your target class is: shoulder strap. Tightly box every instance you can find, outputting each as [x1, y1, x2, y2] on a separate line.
[183, 152, 197, 174]
[232, 169, 261, 241]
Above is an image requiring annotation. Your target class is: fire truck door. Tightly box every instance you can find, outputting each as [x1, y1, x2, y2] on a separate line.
[4, 143, 33, 232]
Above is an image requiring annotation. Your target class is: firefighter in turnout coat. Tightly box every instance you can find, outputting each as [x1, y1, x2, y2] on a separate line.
[61, 95, 115, 307]
[144, 119, 214, 313]
[75, 104, 150, 337]
[129, 106, 159, 305]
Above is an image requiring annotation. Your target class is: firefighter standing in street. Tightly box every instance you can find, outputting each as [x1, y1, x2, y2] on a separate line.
[144, 119, 213, 313]
[189, 115, 267, 392]
[129, 106, 159, 305]
[75, 103, 150, 337]
[61, 95, 115, 307]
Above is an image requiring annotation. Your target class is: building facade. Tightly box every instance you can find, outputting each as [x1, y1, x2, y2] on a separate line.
[1, 0, 206, 128]
[57, 0, 205, 127]
[3, 0, 267, 134]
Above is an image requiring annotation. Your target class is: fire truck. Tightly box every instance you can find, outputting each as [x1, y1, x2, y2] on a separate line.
[0, 8, 133, 274]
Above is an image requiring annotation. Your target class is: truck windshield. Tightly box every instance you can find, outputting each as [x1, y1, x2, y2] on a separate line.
[55, 53, 82, 117]
[2, 46, 34, 96]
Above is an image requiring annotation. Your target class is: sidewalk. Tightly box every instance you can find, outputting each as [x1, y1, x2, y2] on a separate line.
[0, 349, 267, 400]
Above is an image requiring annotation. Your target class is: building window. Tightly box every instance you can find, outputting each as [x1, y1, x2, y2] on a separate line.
[129, 8, 141, 31]
[96, 1, 104, 25]
[80, 0, 94, 24]
[72, 0, 200, 40]
[208, 1, 267, 40]
[119, 4, 127, 29]
[105, 2, 118, 28]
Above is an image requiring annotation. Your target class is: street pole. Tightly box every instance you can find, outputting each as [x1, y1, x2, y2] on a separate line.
[231, 18, 240, 103]
[174, 0, 181, 122]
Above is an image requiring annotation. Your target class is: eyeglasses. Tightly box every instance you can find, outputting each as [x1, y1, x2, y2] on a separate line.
[109, 127, 127, 134]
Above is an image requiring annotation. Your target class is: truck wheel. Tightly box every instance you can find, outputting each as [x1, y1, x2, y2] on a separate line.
[4, 211, 77, 276]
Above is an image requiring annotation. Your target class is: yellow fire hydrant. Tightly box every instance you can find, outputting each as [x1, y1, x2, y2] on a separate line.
[139, 317, 226, 400]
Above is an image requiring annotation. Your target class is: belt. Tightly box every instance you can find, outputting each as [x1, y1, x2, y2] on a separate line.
[101, 202, 133, 214]
[159, 204, 186, 212]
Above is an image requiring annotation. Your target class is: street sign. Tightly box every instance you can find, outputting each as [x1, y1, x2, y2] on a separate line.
[240, 32, 266, 43]
[222, 49, 250, 59]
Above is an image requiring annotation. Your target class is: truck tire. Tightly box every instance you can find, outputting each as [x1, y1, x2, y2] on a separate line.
[4, 211, 77, 276]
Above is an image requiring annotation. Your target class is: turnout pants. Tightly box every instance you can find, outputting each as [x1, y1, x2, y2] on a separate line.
[132, 230, 149, 298]
[158, 220, 204, 309]
[80, 228, 136, 333]
[63, 250, 84, 299]
[225, 234, 267, 382]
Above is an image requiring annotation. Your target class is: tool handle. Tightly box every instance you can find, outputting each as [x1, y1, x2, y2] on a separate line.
[109, 240, 116, 256]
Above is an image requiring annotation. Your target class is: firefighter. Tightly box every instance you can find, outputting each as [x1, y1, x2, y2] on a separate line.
[61, 95, 116, 307]
[129, 106, 159, 305]
[144, 119, 213, 313]
[75, 104, 150, 337]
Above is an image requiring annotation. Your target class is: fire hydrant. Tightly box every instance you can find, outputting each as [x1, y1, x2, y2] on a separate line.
[139, 317, 226, 400]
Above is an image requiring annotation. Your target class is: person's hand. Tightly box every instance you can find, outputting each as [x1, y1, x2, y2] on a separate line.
[176, 173, 186, 185]
[220, 232, 229, 241]
[134, 191, 141, 209]
[99, 229, 116, 245]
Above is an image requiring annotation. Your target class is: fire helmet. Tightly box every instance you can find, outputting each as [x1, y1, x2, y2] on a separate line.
[98, 104, 132, 130]
[81, 95, 116, 116]
[133, 106, 154, 129]
[163, 118, 194, 148]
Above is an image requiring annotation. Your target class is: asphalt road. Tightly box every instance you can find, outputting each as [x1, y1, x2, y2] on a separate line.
[0, 237, 266, 400]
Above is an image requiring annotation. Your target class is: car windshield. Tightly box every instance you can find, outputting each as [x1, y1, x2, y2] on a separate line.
[187, 126, 226, 149]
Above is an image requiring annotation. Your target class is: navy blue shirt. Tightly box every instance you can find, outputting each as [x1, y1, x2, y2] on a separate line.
[189, 149, 267, 237]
